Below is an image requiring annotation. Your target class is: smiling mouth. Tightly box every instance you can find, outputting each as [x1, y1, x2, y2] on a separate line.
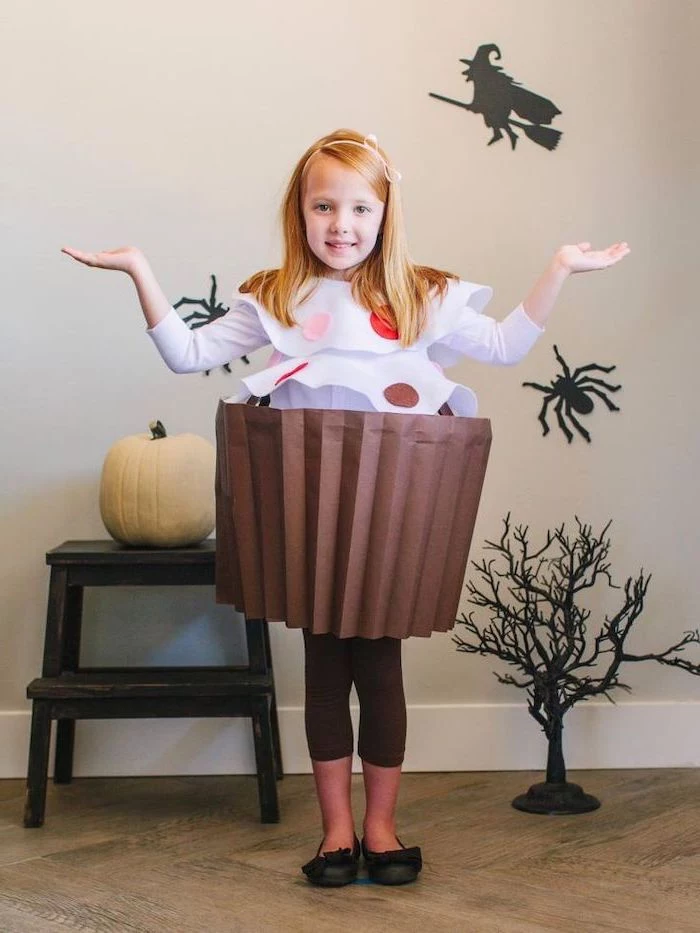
[327, 242, 356, 250]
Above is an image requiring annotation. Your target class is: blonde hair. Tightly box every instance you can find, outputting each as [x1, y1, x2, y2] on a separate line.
[239, 128, 457, 347]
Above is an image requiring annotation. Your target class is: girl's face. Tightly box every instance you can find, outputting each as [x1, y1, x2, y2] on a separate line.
[301, 154, 385, 280]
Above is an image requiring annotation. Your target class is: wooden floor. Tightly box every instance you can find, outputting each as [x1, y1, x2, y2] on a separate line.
[1, 769, 699, 932]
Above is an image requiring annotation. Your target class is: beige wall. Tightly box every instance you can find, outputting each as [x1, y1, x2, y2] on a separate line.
[2, 0, 699, 774]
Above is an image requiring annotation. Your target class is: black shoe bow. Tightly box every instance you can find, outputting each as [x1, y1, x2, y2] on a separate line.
[361, 838, 423, 885]
[302, 837, 361, 886]
[364, 845, 422, 870]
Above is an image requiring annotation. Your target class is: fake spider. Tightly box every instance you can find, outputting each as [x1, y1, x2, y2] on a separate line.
[522, 345, 621, 443]
[174, 274, 250, 374]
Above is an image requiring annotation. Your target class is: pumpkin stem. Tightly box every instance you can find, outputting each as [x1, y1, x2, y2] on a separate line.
[149, 420, 167, 440]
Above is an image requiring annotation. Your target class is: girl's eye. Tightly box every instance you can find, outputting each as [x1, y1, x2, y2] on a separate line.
[316, 204, 330, 212]
[355, 206, 370, 215]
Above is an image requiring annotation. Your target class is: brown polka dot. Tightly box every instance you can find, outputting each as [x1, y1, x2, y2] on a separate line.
[383, 383, 419, 408]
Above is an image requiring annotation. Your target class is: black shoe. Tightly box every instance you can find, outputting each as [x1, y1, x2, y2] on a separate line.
[361, 837, 423, 885]
[302, 835, 361, 887]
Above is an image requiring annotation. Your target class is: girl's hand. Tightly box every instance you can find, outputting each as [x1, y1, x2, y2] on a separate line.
[61, 245, 146, 277]
[555, 241, 630, 275]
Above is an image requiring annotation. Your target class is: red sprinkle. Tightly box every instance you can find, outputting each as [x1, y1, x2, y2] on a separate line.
[370, 309, 399, 340]
[274, 361, 309, 386]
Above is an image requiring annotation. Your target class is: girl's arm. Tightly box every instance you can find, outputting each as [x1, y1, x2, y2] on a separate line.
[61, 246, 176, 328]
[522, 241, 630, 327]
[61, 245, 270, 371]
[431, 241, 631, 367]
[145, 301, 268, 373]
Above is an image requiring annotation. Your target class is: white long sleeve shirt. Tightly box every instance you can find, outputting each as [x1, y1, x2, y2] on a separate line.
[147, 276, 544, 415]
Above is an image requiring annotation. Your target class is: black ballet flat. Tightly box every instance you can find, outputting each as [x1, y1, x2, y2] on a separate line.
[301, 835, 361, 887]
[361, 837, 423, 885]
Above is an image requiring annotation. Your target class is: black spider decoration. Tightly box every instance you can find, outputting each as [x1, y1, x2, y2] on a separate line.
[173, 274, 250, 375]
[523, 345, 621, 443]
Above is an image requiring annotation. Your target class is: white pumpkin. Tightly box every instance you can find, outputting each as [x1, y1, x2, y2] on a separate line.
[99, 420, 215, 547]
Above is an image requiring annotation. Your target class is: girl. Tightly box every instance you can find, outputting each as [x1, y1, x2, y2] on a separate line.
[62, 128, 629, 887]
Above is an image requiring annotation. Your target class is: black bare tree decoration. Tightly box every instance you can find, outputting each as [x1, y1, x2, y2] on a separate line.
[174, 274, 250, 376]
[523, 345, 621, 443]
[454, 515, 700, 814]
[430, 44, 562, 150]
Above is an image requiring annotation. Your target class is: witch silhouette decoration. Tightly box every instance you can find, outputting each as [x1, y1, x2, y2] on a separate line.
[430, 44, 563, 151]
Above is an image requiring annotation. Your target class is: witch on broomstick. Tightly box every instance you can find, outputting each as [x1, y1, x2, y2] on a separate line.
[430, 43, 563, 151]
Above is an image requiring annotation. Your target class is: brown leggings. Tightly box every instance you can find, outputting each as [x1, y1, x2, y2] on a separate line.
[303, 629, 407, 768]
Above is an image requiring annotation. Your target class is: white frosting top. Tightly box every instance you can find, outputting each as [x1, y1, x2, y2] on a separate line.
[147, 276, 544, 416]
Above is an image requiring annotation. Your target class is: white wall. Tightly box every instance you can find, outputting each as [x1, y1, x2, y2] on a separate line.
[2, 0, 699, 777]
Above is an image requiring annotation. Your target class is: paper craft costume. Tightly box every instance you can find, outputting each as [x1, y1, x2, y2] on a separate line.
[147, 276, 543, 638]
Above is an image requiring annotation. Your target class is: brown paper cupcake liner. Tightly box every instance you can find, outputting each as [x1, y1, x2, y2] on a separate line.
[215, 402, 491, 639]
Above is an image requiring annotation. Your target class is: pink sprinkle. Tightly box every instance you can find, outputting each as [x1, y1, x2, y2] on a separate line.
[302, 312, 332, 341]
[432, 361, 444, 374]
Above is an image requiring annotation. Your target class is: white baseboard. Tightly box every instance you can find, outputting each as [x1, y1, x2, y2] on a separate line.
[2, 702, 700, 779]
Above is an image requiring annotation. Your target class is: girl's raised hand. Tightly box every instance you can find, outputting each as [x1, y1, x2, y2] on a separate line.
[61, 245, 145, 276]
[556, 242, 630, 275]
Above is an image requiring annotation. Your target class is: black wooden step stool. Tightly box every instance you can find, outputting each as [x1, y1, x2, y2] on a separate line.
[25, 540, 283, 827]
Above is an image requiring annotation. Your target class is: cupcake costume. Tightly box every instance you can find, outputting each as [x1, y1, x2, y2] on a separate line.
[147, 276, 543, 638]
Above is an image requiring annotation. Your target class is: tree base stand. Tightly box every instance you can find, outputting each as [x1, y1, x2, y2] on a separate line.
[512, 781, 601, 815]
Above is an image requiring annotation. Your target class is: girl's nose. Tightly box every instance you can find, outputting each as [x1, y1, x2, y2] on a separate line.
[331, 213, 350, 233]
